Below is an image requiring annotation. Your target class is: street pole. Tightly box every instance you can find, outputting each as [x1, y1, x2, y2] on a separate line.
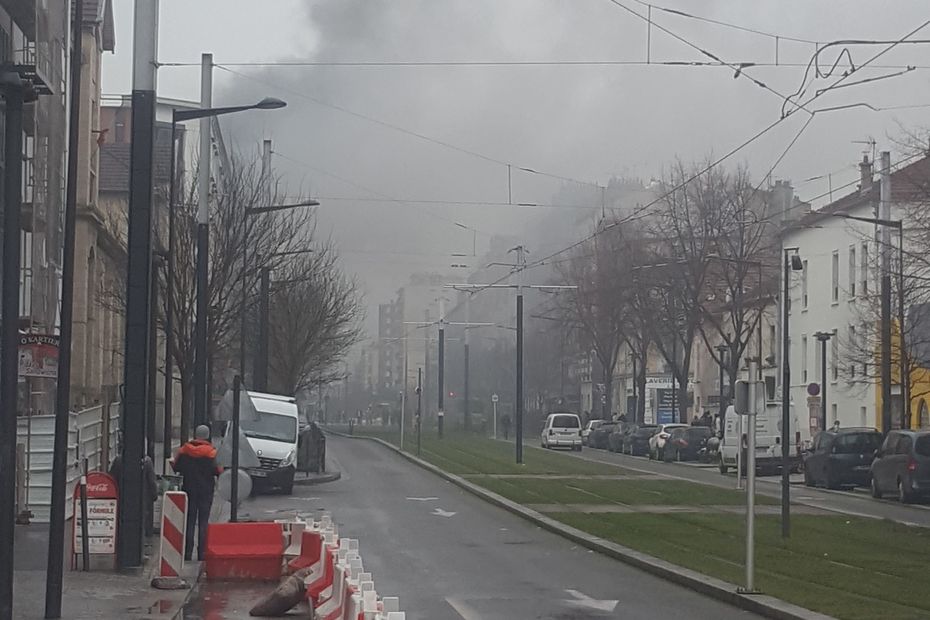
[118, 0, 158, 569]
[814, 332, 832, 432]
[716, 344, 727, 422]
[437, 298, 445, 438]
[631, 354, 638, 424]
[194, 53, 213, 428]
[255, 267, 270, 391]
[416, 368, 422, 456]
[147, 259, 158, 467]
[45, 1, 83, 614]
[781, 250, 792, 538]
[464, 294, 471, 431]
[744, 360, 758, 593]
[880, 150, 892, 435]
[400, 335, 408, 450]
[516, 290, 524, 463]
[230, 375, 240, 522]
[671, 337, 678, 423]
[898, 224, 910, 428]
[492, 398, 498, 439]
[163, 115, 177, 450]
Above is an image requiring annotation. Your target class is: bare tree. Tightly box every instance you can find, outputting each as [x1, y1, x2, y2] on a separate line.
[265, 240, 363, 396]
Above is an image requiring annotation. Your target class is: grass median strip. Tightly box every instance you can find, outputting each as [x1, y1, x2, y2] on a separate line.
[549, 512, 930, 620]
[346, 427, 930, 619]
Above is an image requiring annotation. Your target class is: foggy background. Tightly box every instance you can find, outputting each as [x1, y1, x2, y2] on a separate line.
[102, 0, 930, 333]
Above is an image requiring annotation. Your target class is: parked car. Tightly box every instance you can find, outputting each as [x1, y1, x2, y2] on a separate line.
[623, 425, 658, 456]
[580, 420, 603, 446]
[803, 427, 883, 489]
[541, 412, 583, 451]
[649, 423, 689, 460]
[664, 426, 714, 462]
[589, 421, 619, 449]
[870, 429, 930, 503]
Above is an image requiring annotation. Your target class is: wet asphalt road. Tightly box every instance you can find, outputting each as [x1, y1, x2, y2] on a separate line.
[182, 434, 759, 620]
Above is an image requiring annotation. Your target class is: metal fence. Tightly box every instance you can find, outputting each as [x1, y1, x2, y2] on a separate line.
[14, 403, 121, 523]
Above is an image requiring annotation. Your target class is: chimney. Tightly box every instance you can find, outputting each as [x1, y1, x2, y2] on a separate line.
[859, 155, 873, 196]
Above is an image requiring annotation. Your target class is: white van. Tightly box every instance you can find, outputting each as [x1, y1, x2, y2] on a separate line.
[541, 412, 583, 451]
[718, 401, 800, 475]
[239, 391, 300, 494]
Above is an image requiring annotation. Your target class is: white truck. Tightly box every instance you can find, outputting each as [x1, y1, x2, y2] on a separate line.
[718, 400, 801, 476]
[238, 391, 300, 494]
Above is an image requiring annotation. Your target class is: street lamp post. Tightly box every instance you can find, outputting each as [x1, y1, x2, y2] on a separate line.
[781, 248, 803, 538]
[715, 343, 728, 421]
[814, 332, 834, 432]
[189, 88, 288, 429]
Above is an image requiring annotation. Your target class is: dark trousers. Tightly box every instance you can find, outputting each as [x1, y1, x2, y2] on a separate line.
[185, 493, 213, 560]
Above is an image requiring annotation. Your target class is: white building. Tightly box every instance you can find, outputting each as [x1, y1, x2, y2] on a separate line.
[782, 154, 930, 439]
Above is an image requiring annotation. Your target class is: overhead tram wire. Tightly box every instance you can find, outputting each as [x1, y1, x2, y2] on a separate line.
[628, 0, 817, 45]
[603, 0, 814, 117]
[158, 60, 930, 70]
[216, 65, 604, 192]
[472, 19, 930, 296]
[273, 150, 494, 237]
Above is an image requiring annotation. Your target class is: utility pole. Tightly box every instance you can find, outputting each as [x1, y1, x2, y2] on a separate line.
[742, 361, 759, 593]
[464, 293, 471, 431]
[118, 0, 158, 569]
[401, 335, 408, 449]
[45, 1, 83, 615]
[416, 368, 423, 456]
[193, 53, 213, 428]
[254, 267, 270, 391]
[814, 332, 833, 432]
[781, 248, 802, 538]
[437, 297, 445, 438]
[515, 246, 525, 463]
[879, 150, 893, 435]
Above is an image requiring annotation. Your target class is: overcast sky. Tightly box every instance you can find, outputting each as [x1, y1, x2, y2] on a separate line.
[103, 1, 930, 326]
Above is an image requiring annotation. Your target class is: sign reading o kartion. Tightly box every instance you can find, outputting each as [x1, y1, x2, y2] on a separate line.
[19, 333, 60, 378]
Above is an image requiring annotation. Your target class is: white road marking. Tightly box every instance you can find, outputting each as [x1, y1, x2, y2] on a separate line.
[406, 496, 439, 501]
[446, 597, 482, 619]
[564, 589, 619, 612]
[432, 507, 457, 517]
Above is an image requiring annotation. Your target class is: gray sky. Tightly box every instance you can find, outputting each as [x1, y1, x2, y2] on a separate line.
[103, 0, 930, 324]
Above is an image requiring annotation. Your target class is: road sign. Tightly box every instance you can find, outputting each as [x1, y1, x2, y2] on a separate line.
[491, 394, 499, 403]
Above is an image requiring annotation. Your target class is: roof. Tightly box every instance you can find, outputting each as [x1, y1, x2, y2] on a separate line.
[788, 155, 930, 232]
[79, 0, 116, 52]
[99, 123, 173, 193]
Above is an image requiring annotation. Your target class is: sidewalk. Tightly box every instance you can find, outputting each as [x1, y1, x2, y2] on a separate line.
[12, 442, 200, 620]
[13, 521, 198, 620]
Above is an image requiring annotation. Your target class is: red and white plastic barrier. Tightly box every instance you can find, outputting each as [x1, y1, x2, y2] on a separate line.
[158, 491, 188, 578]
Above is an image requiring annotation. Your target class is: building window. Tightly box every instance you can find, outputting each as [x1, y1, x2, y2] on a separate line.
[832, 251, 839, 302]
[832, 403, 838, 424]
[831, 336, 838, 381]
[860, 406, 867, 427]
[862, 322, 869, 377]
[848, 245, 856, 297]
[801, 260, 809, 308]
[849, 325, 857, 378]
[769, 325, 776, 357]
[801, 335, 808, 383]
[861, 242, 869, 295]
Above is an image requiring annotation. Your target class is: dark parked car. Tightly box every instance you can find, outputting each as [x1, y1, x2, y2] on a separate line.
[589, 421, 619, 449]
[803, 427, 883, 489]
[870, 430, 930, 503]
[623, 425, 658, 456]
[607, 421, 635, 452]
[664, 426, 713, 462]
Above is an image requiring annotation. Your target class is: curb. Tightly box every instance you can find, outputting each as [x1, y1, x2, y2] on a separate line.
[331, 430, 834, 620]
[293, 471, 342, 486]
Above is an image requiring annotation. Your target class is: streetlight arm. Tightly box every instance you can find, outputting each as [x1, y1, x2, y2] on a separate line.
[246, 200, 320, 215]
[830, 213, 902, 229]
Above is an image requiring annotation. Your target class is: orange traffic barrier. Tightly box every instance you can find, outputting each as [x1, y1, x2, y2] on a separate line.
[204, 522, 284, 581]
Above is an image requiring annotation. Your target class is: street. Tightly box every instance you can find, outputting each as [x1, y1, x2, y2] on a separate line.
[567, 444, 930, 527]
[184, 434, 760, 619]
